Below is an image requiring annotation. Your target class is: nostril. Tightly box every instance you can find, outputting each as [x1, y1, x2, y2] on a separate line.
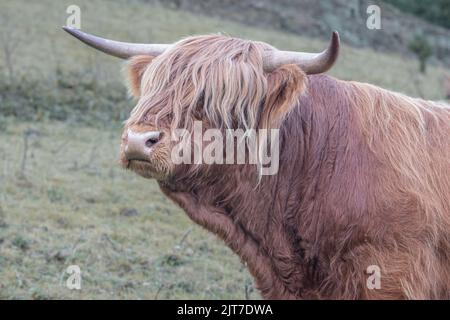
[145, 137, 159, 148]
[145, 132, 162, 148]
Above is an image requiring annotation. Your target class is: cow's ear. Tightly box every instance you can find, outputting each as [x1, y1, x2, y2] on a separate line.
[126, 55, 156, 98]
[260, 65, 307, 128]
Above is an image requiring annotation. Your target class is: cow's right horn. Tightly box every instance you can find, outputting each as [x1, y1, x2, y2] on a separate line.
[62, 26, 171, 59]
[262, 31, 340, 74]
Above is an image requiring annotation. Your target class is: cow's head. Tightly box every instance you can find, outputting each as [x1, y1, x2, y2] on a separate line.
[63, 27, 339, 182]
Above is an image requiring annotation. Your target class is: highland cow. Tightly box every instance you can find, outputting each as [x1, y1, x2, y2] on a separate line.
[64, 27, 450, 299]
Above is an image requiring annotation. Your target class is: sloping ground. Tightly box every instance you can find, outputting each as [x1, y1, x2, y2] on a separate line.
[150, 0, 450, 66]
[0, 0, 448, 100]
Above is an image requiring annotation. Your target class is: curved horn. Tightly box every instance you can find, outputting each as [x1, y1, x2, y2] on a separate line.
[62, 26, 170, 59]
[263, 31, 340, 74]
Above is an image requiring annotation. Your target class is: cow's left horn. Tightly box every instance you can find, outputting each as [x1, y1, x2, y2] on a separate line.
[62, 26, 170, 59]
[263, 31, 340, 74]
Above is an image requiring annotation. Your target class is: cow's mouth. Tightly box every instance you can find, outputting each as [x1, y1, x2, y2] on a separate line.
[127, 159, 151, 167]
[126, 159, 161, 179]
[127, 159, 153, 172]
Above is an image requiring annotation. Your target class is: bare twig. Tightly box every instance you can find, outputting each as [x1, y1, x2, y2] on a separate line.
[19, 134, 29, 177]
[245, 282, 252, 300]
[177, 227, 193, 248]
[19, 129, 40, 178]
[0, 12, 25, 82]
[15, 270, 24, 287]
[154, 284, 164, 300]
[51, 139, 71, 155]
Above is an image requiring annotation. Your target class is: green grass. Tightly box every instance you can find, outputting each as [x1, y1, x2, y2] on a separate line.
[0, 0, 448, 99]
[0, 0, 449, 300]
[0, 121, 255, 299]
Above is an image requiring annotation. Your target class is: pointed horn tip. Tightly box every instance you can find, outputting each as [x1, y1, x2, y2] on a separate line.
[305, 31, 340, 74]
[62, 26, 83, 38]
[330, 31, 340, 50]
[325, 31, 340, 68]
[62, 25, 75, 33]
[332, 31, 340, 40]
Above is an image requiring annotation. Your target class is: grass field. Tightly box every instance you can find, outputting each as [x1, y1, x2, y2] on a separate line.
[0, 121, 254, 299]
[0, 0, 449, 299]
[1, 0, 448, 99]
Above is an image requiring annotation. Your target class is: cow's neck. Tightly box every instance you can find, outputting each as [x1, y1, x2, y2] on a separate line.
[170, 75, 365, 298]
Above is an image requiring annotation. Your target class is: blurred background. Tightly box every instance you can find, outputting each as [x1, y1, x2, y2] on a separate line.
[0, 0, 449, 299]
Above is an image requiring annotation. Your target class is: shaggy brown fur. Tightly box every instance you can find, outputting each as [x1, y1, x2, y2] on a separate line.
[120, 35, 450, 299]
